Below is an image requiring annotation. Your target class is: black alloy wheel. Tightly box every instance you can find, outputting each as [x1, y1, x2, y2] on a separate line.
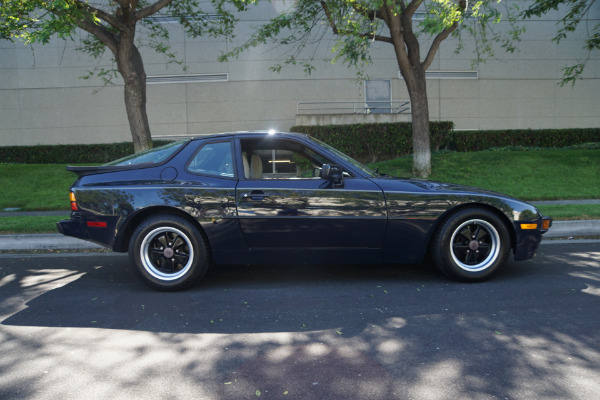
[432, 208, 511, 282]
[129, 214, 209, 290]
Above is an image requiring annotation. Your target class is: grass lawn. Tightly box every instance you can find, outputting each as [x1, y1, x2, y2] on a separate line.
[535, 204, 600, 221]
[370, 148, 600, 200]
[0, 215, 70, 234]
[0, 164, 76, 211]
[0, 147, 598, 233]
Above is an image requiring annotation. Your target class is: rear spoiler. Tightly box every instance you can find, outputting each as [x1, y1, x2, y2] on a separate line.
[66, 164, 151, 177]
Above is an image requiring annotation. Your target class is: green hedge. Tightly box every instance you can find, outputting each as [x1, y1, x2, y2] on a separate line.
[0, 141, 172, 164]
[2, 127, 599, 164]
[292, 124, 600, 162]
[291, 121, 454, 163]
[449, 128, 600, 152]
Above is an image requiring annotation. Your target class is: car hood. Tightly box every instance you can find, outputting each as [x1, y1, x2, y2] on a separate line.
[370, 176, 513, 198]
[369, 176, 542, 220]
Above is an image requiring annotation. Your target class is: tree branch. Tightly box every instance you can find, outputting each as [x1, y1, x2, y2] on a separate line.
[74, 17, 119, 54]
[421, 23, 457, 70]
[136, 0, 175, 21]
[114, 0, 131, 8]
[76, 1, 128, 32]
[366, 32, 393, 43]
[319, 1, 338, 34]
[384, 4, 412, 74]
[45, 2, 120, 52]
[350, 2, 378, 21]
[421, 0, 466, 70]
[319, 1, 393, 43]
[404, 0, 424, 18]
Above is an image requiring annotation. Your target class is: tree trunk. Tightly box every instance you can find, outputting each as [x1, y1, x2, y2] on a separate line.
[385, 6, 432, 178]
[405, 71, 431, 178]
[116, 41, 152, 153]
[70, 4, 153, 154]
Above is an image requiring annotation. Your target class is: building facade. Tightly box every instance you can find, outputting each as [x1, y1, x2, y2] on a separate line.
[1, 1, 598, 146]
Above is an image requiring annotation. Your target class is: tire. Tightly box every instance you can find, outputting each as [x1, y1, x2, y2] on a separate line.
[431, 208, 511, 282]
[129, 214, 209, 290]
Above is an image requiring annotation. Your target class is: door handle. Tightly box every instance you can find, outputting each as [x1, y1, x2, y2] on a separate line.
[242, 190, 270, 201]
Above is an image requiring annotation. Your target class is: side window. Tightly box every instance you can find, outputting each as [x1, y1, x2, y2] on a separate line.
[187, 142, 234, 178]
[240, 139, 334, 179]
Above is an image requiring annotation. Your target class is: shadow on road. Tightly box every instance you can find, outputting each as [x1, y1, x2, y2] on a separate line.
[1, 243, 599, 399]
[2, 254, 445, 334]
[1, 246, 598, 336]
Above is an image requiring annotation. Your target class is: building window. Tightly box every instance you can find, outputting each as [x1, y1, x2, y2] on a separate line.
[365, 79, 392, 114]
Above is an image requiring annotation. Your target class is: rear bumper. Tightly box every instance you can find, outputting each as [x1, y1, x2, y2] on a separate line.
[57, 217, 114, 249]
[57, 219, 88, 239]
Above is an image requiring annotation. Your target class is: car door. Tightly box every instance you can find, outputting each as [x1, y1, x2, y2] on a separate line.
[177, 139, 247, 264]
[235, 137, 387, 251]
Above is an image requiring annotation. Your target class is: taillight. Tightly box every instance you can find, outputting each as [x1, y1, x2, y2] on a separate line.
[70, 192, 78, 211]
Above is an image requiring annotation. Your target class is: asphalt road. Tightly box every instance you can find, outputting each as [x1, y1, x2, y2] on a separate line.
[1, 241, 599, 400]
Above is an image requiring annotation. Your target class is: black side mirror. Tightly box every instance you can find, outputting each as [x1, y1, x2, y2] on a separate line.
[321, 164, 344, 186]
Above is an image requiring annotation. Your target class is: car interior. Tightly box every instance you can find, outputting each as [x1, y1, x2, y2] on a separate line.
[240, 138, 332, 179]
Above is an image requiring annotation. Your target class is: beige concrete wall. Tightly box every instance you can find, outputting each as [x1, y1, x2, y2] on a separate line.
[1, 0, 598, 146]
[296, 113, 412, 127]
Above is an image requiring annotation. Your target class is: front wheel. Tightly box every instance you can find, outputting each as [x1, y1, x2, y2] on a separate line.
[431, 208, 511, 282]
[129, 214, 209, 290]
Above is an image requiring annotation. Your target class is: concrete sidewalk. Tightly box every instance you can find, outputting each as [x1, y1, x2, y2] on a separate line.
[0, 234, 104, 251]
[0, 220, 598, 251]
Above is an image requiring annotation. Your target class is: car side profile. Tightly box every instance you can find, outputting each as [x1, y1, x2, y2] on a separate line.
[58, 131, 551, 290]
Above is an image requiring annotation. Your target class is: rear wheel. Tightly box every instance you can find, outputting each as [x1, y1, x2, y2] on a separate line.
[129, 214, 209, 290]
[432, 208, 511, 282]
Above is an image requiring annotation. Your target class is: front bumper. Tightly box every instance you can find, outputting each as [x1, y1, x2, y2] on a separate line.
[513, 216, 552, 261]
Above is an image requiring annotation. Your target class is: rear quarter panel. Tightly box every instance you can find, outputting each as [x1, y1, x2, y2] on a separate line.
[71, 165, 246, 260]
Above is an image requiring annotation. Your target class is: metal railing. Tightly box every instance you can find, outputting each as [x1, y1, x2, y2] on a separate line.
[297, 100, 411, 115]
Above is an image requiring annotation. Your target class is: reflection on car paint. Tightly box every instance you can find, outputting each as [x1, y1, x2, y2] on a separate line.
[57, 131, 551, 289]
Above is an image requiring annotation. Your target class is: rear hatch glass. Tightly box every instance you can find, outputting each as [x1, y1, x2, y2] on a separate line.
[105, 140, 187, 166]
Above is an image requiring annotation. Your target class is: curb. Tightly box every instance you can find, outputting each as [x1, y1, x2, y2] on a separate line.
[0, 234, 103, 251]
[0, 220, 599, 251]
[542, 220, 600, 238]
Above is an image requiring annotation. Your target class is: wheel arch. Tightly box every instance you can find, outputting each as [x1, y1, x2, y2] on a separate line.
[428, 202, 516, 252]
[113, 206, 208, 253]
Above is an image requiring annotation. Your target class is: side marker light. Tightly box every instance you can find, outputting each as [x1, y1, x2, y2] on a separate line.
[520, 223, 538, 230]
[87, 221, 107, 228]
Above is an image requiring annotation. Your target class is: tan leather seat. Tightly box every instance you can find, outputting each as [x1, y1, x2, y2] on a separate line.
[250, 154, 263, 179]
[242, 153, 250, 179]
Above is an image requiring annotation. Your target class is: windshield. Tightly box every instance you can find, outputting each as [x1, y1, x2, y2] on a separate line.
[307, 136, 378, 177]
[105, 140, 187, 166]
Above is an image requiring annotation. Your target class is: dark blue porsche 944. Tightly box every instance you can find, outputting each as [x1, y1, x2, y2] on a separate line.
[58, 131, 551, 290]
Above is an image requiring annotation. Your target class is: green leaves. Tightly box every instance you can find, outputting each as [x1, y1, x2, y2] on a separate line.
[1, 0, 261, 76]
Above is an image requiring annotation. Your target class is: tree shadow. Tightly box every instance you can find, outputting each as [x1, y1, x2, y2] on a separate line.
[2, 254, 442, 334]
[1, 242, 599, 399]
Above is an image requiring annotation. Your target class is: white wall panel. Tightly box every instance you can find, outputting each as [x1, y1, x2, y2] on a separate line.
[0, 0, 599, 146]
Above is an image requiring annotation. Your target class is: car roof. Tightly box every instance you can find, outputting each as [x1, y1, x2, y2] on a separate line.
[156, 131, 310, 142]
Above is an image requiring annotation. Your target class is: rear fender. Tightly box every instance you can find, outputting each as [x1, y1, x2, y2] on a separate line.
[112, 206, 204, 253]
